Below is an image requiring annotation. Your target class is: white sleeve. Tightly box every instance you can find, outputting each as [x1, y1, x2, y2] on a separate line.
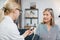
[0, 17, 25, 40]
[0, 33, 25, 40]
[5, 23, 25, 40]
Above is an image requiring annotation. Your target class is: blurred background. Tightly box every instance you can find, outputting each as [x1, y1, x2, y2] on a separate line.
[0, 0, 60, 29]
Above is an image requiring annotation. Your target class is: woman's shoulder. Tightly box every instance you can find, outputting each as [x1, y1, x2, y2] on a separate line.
[37, 23, 45, 28]
[54, 24, 59, 28]
[38, 23, 45, 26]
[53, 24, 60, 30]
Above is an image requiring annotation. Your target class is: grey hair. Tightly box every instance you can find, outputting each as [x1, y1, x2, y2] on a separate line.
[42, 8, 55, 26]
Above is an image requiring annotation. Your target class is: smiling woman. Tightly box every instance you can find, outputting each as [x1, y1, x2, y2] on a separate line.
[33, 8, 60, 40]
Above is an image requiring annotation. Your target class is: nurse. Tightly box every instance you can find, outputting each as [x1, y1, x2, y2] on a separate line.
[0, 1, 32, 40]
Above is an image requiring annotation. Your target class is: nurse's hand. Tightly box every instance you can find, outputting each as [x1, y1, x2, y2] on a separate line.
[22, 30, 31, 38]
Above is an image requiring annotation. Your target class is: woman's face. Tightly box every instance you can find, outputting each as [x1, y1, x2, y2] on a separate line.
[13, 9, 20, 20]
[43, 11, 52, 23]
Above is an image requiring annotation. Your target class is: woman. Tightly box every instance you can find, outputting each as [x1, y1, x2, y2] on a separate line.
[33, 8, 60, 40]
[0, 2, 32, 40]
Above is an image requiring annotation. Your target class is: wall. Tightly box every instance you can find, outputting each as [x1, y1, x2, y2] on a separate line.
[0, 0, 7, 9]
[53, 0, 60, 26]
[21, 0, 60, 28]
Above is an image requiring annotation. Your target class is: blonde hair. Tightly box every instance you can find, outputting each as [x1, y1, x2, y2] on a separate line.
[42, 8, 55, 26]
[0, 9, 4, 23]
[3, 2, 20, 15]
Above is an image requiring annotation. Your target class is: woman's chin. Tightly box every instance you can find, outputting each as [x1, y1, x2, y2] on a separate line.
[43, 20, 48, 23]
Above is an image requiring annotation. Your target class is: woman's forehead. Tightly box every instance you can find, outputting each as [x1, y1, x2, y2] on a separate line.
[43, 11, 50, 14]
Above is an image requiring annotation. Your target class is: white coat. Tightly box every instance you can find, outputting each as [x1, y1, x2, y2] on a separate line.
[0, 16, 24, 40]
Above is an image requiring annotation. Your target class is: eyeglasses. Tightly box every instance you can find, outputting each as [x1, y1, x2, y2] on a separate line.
[16, 8, 23, 13]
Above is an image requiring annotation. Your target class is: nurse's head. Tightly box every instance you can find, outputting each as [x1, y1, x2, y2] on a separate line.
[42, 8, 55, 26]
[4, 2, 20, 21]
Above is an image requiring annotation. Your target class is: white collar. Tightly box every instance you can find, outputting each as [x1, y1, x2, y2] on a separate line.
[5, 16, 14, 23]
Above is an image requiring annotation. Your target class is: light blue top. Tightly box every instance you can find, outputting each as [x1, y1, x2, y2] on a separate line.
[34, 23, 60, 40]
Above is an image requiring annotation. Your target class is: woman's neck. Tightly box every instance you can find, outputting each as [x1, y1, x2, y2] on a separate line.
[45, 21, 50, 26]
[45, 22, 51, 32]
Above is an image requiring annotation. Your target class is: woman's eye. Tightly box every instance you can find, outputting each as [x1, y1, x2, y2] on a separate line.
[43, 14, 45, 15]
[46, 14, 48, 16]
